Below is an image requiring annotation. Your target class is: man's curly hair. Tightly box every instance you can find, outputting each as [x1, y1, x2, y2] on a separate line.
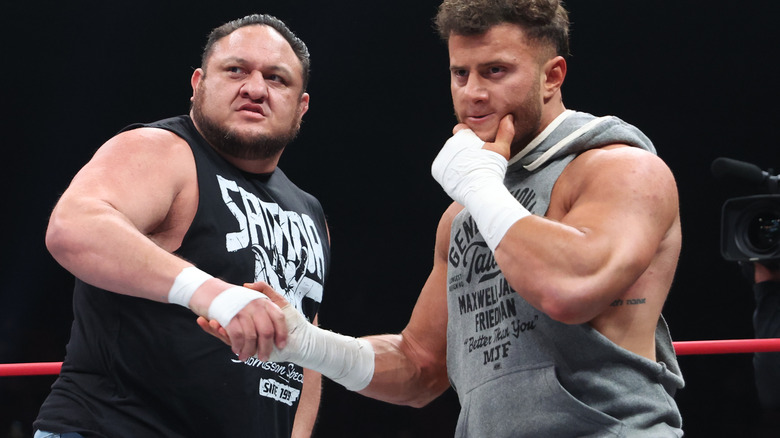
[435, 0, 570, 58]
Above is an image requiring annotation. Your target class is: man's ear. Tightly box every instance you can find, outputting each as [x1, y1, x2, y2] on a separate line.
[542, 56, 567, 99]
[190, 68, 205, 100]
[299, 92, 310, 117]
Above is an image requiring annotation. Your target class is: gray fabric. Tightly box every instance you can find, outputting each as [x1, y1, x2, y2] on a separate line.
[446, 110, 684, 437]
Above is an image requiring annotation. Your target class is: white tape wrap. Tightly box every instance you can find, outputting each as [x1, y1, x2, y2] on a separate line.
[168, 267, 213, 307]
[207, 286, 269, 328]
[269, 305, 375, 391]
[431, 129, 489, 193]
[432, 128, 531, 251]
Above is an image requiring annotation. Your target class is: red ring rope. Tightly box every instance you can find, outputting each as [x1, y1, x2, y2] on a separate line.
[0, 361, 63, 376]
[1, 339, 779, 377]
[673, 338, 780, 355]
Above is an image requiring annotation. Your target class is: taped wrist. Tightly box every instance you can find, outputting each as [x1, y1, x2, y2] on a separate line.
[431, 129, 530, 251]
[168, 267, 213, 307]
[169, 267, 268, 327]
[467, 182, 530, 251]
[269, 305, 375, 391]
[207, 286, 268, 328]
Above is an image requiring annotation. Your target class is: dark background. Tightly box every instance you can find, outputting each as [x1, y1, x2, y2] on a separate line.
[2, 1, 778, 437]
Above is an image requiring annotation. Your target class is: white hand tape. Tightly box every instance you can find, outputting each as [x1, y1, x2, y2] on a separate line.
[207, 286, 269, 328]
[168, 267, 213, 307]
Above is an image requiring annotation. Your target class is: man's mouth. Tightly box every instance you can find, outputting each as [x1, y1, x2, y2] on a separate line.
[464, 112, 495, 127]
[466, 110, 493, 119]
[238, 103, 266, 116]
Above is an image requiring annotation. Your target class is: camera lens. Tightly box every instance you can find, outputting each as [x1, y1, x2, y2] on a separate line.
[741, 204, 780, 255]
[721, 194, 780, 261]
[746, 213, 780, 251]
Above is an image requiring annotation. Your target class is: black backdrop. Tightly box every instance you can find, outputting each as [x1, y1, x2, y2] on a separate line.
[2, 1, 779, 437]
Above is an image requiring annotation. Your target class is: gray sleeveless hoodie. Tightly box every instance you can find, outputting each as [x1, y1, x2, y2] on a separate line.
[446, 110, 684, 437]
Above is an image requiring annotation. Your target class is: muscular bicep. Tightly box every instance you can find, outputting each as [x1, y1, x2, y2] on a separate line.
[402, 203, 460, 363]
[556, 147, 678, 268]
[495, 146, 679, 323]
[360, 204, 458, 406]
[45, 128, 198, 300]
[56, 128, 196, 236]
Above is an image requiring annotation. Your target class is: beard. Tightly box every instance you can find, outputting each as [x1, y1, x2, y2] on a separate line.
[510, 85, 543, 154]
[454, 79, 543, 156]
[191, 90, 302, 161]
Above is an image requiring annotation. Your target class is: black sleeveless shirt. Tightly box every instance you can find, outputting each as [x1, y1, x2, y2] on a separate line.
[35, 115, 330, 437]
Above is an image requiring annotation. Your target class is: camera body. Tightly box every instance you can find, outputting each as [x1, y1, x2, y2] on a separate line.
[721, 194, 780, 262]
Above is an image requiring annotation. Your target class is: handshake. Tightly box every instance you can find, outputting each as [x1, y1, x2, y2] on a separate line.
[196, 282, 375, 391]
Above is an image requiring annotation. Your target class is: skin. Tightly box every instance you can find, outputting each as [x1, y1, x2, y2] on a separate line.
[190, 26, 310, 173]
[362, 23, 681, 405]
[46, 24, 320, 436]
[205, 23, 682, 409]
[755, 263, 780, 283]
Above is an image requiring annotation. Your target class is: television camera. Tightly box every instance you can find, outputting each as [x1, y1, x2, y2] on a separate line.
[712, 157, 780, 263]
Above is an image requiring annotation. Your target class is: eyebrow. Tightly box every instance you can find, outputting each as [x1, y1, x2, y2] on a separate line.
[218, 56, 294, 76]
[450, 59, 512, 71]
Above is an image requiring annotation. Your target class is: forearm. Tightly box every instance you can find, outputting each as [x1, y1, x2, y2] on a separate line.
[493, 219, 642, 321]
[46, 200, 267, 327]
[358, 334, 449, 408]
[292, 368, 321, 438]
[270, 310, 448, 407]
[46, 201, 190, 302]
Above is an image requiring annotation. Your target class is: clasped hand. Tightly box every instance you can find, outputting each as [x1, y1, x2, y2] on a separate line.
[431, 114, 515, 205]
[197, 282, 301, 362]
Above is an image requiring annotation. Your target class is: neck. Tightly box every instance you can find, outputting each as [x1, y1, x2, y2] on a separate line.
[510, 101, 567, 158]
[215, 149, 282, 175]
[189, 110, 284, 174]
[538, 101, 567, 137]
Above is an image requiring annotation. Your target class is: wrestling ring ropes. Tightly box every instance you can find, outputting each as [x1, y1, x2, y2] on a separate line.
[2, 338, 780, 377]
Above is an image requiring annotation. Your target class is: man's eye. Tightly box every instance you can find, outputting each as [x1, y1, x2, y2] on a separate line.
[267, 74, 285, 83]
[228, 66, 245, 74]
[451, 70, 469, 83]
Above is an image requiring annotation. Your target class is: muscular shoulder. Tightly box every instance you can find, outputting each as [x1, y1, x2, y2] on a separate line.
[553, 145, 678, 217]
[572, 145, 673, 183]
[93, 127, 195, 183]
[101, 127, 192, 163]
[74, 126, 198, 237]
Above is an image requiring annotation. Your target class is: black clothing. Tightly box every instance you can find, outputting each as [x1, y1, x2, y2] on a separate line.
[35, 115, 330, 437]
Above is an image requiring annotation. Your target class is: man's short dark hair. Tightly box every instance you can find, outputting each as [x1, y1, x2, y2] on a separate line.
[435, 0, 570, 58]
[201, 14, 311, 91]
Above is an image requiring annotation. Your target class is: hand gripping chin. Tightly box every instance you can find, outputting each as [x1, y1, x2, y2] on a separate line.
[432, 129, 530, 251]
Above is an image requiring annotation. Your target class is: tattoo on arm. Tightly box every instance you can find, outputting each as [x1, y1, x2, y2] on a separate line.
[610, 298, 647, 307]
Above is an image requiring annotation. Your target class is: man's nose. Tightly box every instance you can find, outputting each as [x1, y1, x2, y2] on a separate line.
[463, 74, 488, 102]
[240, 71, 269, 101]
